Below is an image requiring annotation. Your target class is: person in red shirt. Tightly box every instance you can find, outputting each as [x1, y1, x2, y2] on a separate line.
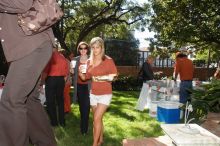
[62, 51, 74, 113]
[43, 47, 68, 127]
[174, 53, 194, 103]
[79, 37, 117, 146]
[72, 42, 91, 135]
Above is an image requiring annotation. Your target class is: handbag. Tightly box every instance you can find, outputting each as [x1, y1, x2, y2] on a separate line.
[18, 0, 63, 35]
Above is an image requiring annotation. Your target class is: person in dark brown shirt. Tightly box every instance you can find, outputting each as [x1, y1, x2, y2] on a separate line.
[0, 1, 57, 146]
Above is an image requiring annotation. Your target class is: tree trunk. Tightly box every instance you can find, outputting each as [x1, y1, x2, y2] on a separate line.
[207, 48, 211, 80]
[52, 25, 69, 51]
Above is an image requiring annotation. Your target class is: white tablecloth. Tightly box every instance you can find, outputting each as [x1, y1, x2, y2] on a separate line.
[135, 80, 180, 111]
[135, 83, 151, 111]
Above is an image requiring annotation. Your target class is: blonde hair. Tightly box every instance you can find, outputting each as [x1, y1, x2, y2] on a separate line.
[89, 37, 105, 66]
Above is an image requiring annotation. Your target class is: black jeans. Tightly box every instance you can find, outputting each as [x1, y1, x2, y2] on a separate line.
[77, 83, 90, 134]
[45, 76, 65, 126]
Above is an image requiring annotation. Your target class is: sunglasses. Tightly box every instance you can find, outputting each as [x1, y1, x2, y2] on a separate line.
[79, 47, 88, 50]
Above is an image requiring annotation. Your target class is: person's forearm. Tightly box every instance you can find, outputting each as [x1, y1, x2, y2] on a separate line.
[79, 72, 86, 81]
[174, 73, 178, 81]
[93, 74, 117, 82]
[214, 70, 219, 77]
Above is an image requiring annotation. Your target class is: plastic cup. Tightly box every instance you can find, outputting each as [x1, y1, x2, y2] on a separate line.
[71, 60, 76, 68]
[80, 64, 87, 73]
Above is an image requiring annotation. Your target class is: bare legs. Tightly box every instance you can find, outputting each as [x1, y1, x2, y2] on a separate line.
[91, 104, 108, 146]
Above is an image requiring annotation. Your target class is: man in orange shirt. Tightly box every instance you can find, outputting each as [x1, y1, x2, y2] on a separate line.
[174, 53, 194, 103]
[43, 47, 68, 127]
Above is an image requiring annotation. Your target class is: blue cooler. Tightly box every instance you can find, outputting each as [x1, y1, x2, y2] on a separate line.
[157, 101, 180, 123]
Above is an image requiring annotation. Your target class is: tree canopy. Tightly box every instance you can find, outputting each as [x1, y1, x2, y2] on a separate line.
[148, 0, 220, 58]
[105, 30, 139, 66]
[54, 0, 149, 52]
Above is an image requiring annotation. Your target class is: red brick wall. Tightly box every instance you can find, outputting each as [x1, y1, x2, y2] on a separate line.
[117, 66, 215, 81]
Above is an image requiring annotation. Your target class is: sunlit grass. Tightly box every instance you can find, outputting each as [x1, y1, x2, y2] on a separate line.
[54, 91, 163, 146]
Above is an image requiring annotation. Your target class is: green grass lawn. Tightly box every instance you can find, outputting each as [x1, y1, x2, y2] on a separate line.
[54, 91, 163, 146]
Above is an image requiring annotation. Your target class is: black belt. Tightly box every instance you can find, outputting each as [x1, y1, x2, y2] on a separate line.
[181, 80, 192, 81]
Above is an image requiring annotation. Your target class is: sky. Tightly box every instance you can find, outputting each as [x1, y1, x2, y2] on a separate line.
[134, 29, 155, 48]
[134, 0, 155, 48]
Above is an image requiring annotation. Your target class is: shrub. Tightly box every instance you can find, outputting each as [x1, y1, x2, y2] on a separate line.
[112, 75, 142, 91]
[189, 79, 220, 122]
